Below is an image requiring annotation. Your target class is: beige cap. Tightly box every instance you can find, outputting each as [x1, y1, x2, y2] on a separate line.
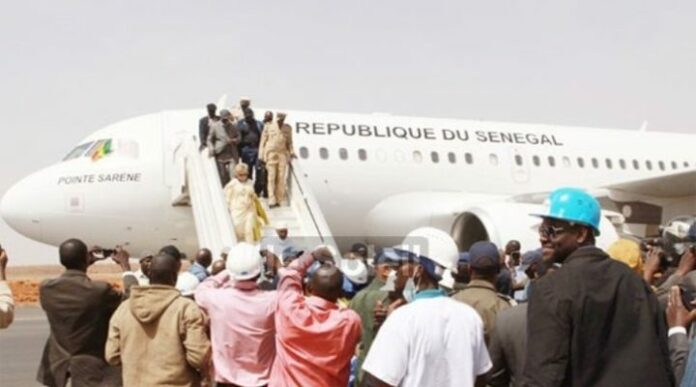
[276, 112, 287, 119]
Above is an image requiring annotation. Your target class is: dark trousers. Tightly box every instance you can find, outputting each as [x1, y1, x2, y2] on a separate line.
[254, 162, 268, 198]
[240, 147, 259, 179]
[216, 158, 235, 187]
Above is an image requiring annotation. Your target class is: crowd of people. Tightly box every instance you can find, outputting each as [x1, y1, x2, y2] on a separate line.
[1, 187, 696, 387]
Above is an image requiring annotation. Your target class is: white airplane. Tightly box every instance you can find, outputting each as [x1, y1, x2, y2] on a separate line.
[2, 106, 695, 260]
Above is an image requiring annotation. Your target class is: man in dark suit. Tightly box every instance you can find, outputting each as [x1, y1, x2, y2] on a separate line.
[523, 188, 673, 387]
[488, 250, 551, 387]
[36, 239, 132, 387]
[199, 103, 218, 150]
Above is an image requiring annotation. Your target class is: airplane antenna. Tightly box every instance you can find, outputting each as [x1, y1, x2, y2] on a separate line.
[639, 120, 648, 132]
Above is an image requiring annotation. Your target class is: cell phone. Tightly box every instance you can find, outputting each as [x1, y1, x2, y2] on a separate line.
[679, 286, 696, 311]
[92, 249, 115, 260]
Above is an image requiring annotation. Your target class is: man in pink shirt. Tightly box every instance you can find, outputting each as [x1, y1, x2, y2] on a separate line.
[195, 243, 277, 387]
[270, 247, 362, 387]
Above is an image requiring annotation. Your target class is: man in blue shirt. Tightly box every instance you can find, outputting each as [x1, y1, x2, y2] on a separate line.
[188, 248, 212, 282]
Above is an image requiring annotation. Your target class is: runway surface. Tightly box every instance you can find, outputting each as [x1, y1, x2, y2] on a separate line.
[0, 307, 48, 387]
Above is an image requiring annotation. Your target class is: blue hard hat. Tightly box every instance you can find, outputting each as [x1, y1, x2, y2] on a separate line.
[533, 187, 602, 235]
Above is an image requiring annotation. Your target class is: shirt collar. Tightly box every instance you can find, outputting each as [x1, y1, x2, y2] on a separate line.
[62, 269, 88, 278]
[306, 295, 338, 310]
[467, 279, 497, 291]
[414, 288, 447, 301]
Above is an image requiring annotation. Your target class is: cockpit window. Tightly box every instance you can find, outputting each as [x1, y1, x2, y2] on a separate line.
[63, 142, 94, 161]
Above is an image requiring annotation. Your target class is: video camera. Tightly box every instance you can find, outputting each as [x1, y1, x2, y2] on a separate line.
[641, 216, 696, 267]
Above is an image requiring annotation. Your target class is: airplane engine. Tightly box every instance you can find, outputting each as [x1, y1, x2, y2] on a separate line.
[365, 193, 619, 253]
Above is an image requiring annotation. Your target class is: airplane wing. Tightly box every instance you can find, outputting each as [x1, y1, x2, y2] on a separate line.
[605, 169, 696, 198]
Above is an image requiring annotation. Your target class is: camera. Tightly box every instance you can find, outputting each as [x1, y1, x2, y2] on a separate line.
[641, 216, 696, 267]
[92, 248, 116, 260]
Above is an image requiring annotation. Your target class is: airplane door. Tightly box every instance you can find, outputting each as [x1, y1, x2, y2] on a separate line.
[161, 112, 189, 188]
[509, 147, 530, 183]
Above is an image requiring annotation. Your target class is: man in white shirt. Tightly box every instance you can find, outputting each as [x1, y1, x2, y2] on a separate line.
[362, 228, 491, 387]
[261, 223, 296, 258]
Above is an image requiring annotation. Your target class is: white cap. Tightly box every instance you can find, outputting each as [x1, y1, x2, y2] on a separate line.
[401, 227, 459, 272]
[339, 259, 369, 285]
[176, 272, 200, 296]
[275, 222, 288, 230]
[226, 243, 262, 281]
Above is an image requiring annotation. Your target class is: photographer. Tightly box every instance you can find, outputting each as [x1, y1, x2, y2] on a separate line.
[36, 240, 132, 387]
[0, 245, 14, 329]
[665, 285, 696, 386]
[644, 220, 696, 306]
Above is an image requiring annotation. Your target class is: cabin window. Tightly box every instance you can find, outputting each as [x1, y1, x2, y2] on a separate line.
[591, 158, 599, 169]
[532, 155, 541, 167]
[448, 152, 456, 164]
[465, 153, 474, 164]
[619, 159, 627, 170]
[684, 161, 690, 168]
[548, 156, 556, 167]
[633, 159, 640, 170]
[577, 157, 585, 168]
[671, 161, 678, 170]
[431, 151, 439, 163]
[515, 155, 523, 166]
[605, 158, 613, 169]
[339, 148, 348, 160]
[413, 151, 423, 163]
[358, 149, 367, 161]
[489, 154, 499, 166]
[299, 146, 309, 159]
[646, 160, 653, 170]
[562, 156, 571, 168]
[658, 161, 665, 171]
[319, 147, 329, 160]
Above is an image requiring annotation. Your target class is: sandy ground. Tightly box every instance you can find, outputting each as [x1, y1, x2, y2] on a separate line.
[7, 263, 133, 305]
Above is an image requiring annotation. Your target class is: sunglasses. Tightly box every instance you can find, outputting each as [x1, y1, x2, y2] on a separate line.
[538, 224, 571, 238]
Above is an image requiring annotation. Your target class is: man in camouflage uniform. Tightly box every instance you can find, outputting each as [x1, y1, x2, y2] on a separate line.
[258, 112, 294, 208]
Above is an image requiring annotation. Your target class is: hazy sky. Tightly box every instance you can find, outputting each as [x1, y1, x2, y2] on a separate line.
[1, 1, 695, 264]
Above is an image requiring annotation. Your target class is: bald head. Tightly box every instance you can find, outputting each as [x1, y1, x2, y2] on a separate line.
[196, 248, 212, 268]
[59, 238, 88, 271]
[310, 264, 343, 303]
[149, 253, 180, 286]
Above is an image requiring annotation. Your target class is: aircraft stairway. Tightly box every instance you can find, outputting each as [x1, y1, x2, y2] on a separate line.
[171, 135, 338, 257]
[171, 135, 237, 257]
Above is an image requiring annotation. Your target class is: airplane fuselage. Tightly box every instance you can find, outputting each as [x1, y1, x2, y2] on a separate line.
[2, 109, 695, 260]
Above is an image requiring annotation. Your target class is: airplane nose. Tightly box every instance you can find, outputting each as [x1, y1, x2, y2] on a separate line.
[1, 175, 42, 240]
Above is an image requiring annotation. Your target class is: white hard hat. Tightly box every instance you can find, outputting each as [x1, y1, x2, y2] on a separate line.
[438, 269, 455, 290]
[226, 242, 262, 281]
[339, 259, 369, 285]
[176, 272, 200, 296]
[401, 227, 459, 272]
